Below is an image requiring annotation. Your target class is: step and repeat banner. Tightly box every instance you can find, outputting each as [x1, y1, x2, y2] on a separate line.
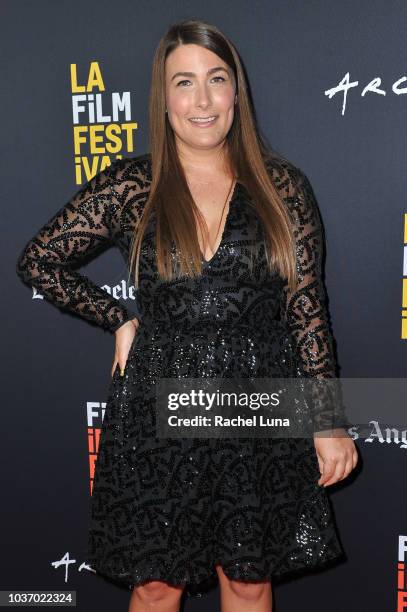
[4, 1, 407, 610]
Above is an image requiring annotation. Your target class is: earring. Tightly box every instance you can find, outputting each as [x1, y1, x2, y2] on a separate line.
[165, 108, 168, 113]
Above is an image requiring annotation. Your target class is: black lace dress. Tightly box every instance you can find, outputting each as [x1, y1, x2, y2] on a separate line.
[16, 152, 349, 598]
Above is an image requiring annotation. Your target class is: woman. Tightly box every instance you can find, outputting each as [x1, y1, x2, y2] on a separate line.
[16, 19, 358, 612]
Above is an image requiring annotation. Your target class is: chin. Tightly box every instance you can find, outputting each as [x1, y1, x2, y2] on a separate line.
[192, 137, 224, 147]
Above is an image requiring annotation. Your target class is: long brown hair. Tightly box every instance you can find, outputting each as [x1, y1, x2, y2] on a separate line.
[128, 19, 297, 292]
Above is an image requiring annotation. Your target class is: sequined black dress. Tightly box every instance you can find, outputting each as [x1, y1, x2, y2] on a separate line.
[16, 152, 349, 598]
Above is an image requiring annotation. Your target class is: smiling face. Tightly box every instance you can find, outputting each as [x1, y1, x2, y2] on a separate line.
[164, 43, 236, 154]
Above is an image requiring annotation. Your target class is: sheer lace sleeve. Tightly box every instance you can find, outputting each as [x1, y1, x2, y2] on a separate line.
[278, 163, 351, 433]
[16, 159, 141, 334]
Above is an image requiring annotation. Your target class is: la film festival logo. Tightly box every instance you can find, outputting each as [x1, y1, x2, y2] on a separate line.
[29, 61, 140, 311]
[402, 214, 407, 339]
[70, 61, 138, 183]
[397, 536, 407, 610]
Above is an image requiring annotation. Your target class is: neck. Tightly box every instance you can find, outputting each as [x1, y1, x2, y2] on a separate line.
[176, 138, 232, 177]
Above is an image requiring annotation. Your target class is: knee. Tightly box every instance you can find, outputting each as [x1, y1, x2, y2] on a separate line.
[132, 580, 184, 606]
[228, 579, 270, 602]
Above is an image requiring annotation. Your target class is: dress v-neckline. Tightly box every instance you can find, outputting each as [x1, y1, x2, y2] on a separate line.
[200, 180, 240, 265]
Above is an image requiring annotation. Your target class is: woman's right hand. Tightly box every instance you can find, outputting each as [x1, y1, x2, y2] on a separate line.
[111, 318, 140, 378]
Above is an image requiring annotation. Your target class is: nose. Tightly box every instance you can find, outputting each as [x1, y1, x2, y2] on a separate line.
[195, 81, 212, 110]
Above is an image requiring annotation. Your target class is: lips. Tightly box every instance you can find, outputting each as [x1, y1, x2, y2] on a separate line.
[188, 116, 217, 124]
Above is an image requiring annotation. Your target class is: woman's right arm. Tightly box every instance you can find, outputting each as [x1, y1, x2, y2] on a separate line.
[16, 159, 141, 334]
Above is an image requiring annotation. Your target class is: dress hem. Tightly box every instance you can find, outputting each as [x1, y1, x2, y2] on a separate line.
[87, 548, 346, 598]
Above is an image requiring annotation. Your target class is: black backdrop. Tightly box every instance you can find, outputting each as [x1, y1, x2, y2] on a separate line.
[4, 1, 407, 610]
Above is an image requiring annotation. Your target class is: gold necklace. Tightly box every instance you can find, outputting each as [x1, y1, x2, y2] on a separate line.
[204, 176, 237, 258]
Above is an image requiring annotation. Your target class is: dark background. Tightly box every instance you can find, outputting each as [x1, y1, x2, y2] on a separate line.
[3, 0, 406, 610]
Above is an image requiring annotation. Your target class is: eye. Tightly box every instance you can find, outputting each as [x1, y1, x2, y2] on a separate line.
[176, 80, 191, 87]
[212, 76, 226, 83]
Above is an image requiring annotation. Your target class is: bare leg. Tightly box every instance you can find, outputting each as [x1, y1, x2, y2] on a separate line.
[128, 580, 185, 612]
[216, 564, 272, 612]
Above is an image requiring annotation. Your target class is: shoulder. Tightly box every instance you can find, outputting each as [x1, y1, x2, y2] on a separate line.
[263, 152, 309, 199]
[104, 153, 152, 237]
[263, 152, 320, 228]
[107, 152, 152, 193]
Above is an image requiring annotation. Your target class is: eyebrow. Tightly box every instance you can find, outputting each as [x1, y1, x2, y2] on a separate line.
[170, 66, 229, 82]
